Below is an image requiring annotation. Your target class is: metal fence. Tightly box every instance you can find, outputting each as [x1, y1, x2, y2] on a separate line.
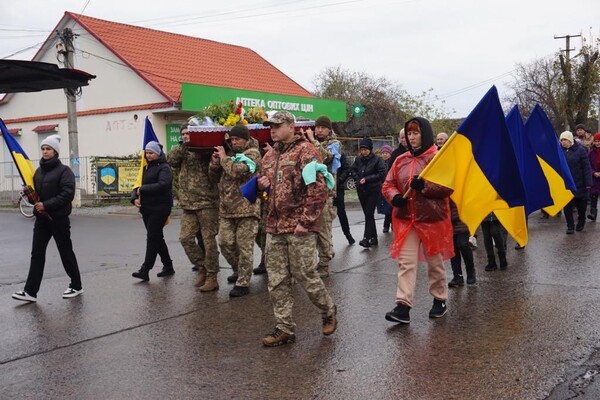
[0, 157, 94, 205]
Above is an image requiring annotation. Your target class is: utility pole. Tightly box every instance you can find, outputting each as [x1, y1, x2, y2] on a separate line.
[554, 33, 582, 131]
[57, 28, 81, 207]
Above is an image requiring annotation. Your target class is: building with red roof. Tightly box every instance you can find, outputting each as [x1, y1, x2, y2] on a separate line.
[0, 12, 344, 198]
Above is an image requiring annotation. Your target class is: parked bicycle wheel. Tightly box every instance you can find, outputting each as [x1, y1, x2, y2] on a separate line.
[19, 195, 34, 218]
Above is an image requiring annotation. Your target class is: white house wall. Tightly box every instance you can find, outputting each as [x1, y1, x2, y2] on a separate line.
[0, 15, 171, 161]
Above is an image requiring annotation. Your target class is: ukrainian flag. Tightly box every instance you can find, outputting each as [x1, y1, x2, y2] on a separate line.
[505, 105, 553, 215]
[419, 86, 528, 246]
[1, 118, 36, 189]
[134, 116, 160, 189]
[524, 104, 575, 216]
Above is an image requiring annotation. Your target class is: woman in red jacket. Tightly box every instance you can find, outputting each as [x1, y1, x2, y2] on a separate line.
[381, 117, 454, 324]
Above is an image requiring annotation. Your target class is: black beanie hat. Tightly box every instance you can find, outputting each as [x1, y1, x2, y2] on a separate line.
[359, 136, 373, 150]
[229, 124, 250, 140]
[315, 115, 332, 130]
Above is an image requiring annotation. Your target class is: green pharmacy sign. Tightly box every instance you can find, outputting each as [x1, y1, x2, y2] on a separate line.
[181, 83, 347, 122]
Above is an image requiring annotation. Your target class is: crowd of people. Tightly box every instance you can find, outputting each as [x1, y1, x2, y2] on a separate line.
[11, 114, 600, 346]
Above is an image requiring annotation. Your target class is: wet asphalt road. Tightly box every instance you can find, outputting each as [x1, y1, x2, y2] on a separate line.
[0, 206, 599, 399]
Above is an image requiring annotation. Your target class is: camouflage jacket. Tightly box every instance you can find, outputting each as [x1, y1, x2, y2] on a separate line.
[208, 138, 262, 219]
[262, 135, 328, 234]
[167, 144, 218, 210]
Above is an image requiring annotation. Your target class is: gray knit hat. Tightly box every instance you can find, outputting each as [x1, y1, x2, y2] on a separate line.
[41, 134, 61, 154]
[145, 141, 162, 155]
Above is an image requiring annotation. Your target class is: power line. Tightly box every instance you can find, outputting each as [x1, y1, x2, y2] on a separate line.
[437, 71, 516, 100]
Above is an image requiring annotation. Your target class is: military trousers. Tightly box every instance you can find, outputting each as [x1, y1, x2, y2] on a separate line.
[219, 216, 259, 287]
[180, 209, 220, 274]
[317, 196, 337, 267]
[265, 232, 335, 334]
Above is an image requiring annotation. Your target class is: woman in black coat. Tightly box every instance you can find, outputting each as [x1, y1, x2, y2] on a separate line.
[351, 137, 387, 247]
[131, 141, 174, 280]
[560, 131, 592, 233]
[12, 135, 83, 303]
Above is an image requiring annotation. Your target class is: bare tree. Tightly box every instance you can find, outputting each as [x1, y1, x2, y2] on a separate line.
[312, 66, 454, 137]
[507, 41, 600, 132]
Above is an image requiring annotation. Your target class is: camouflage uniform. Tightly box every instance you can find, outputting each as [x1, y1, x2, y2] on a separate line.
[255, 200, 268, 267]
[311, 131, 340, 275]
[209, 138, 261, 287]
[262, 134, 335, 334]
[167, 144, 220, 276]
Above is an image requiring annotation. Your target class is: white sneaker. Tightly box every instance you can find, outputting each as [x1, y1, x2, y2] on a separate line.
[12, 291, 37, 302]
[468, 236, 478, 249]
[62, 288, 84, 299]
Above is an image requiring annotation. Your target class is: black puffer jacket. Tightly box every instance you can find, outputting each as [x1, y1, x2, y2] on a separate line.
[351, 153, 387, 194]
[33, 156, 75, 219]
[131, 153, 173, 214]
[563, 141, 593, 199]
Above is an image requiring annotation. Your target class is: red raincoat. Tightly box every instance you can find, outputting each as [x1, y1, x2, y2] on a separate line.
[382, 145, 454, 259]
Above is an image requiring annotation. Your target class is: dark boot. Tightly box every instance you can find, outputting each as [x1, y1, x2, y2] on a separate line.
[132, 266, 150, 281]
[448, 275, 464, 288]
[157, 266, 175, 277]
[498, 252, 508, 270]
[484, 255, 497, 271]
[253, 262, 267, 275]
[466, 266, 477, 284]
[227, 273, 238, 284]
[345, 233, 356, 245]
[358, 238, 371, 248]
[588, 208, 597, 221]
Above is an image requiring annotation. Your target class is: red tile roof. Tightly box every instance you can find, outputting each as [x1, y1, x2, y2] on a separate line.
[32, 124, 59, 132]
[8, 128, 21, 135]
[4, 102, 173, 124]
[66, 12, 313, 103]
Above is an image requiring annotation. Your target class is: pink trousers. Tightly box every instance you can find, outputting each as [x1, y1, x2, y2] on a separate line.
[396, 228, 448, 308]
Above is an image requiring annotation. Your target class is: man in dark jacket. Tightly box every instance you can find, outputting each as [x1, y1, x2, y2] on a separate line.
[351, 137, 387, 247]
[12, 135, 83, 302]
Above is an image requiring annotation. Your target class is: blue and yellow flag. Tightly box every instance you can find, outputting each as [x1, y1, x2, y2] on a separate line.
[419, 86, 528, 246]
[134, 116, 160, 189]
[1, 118, 36, 188]
[504, 105, 553, 215]
[524, 104, 575, 216]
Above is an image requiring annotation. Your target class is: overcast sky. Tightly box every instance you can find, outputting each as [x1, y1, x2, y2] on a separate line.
[1, 0, 599, 117]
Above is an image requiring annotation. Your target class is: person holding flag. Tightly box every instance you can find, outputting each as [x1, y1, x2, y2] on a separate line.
[131, 138, 175, 281]
[11, 134, 83, 302]
[382, 117, 454, 324]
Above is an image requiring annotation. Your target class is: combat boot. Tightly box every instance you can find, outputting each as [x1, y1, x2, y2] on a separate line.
[200, 275, 219, 292]
[253, 262, 267, 275]
[194, 267, 207, 287]
[322, 306, 337, 336]
[318, 265, 330, 278]
[588, 208, 597, 221]
[498, 252, 508, 270]
[262, 328, 296, 347]
[484, 255, 497, 271]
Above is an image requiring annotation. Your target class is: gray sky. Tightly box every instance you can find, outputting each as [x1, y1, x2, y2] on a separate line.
[1, 0, 599, 117]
